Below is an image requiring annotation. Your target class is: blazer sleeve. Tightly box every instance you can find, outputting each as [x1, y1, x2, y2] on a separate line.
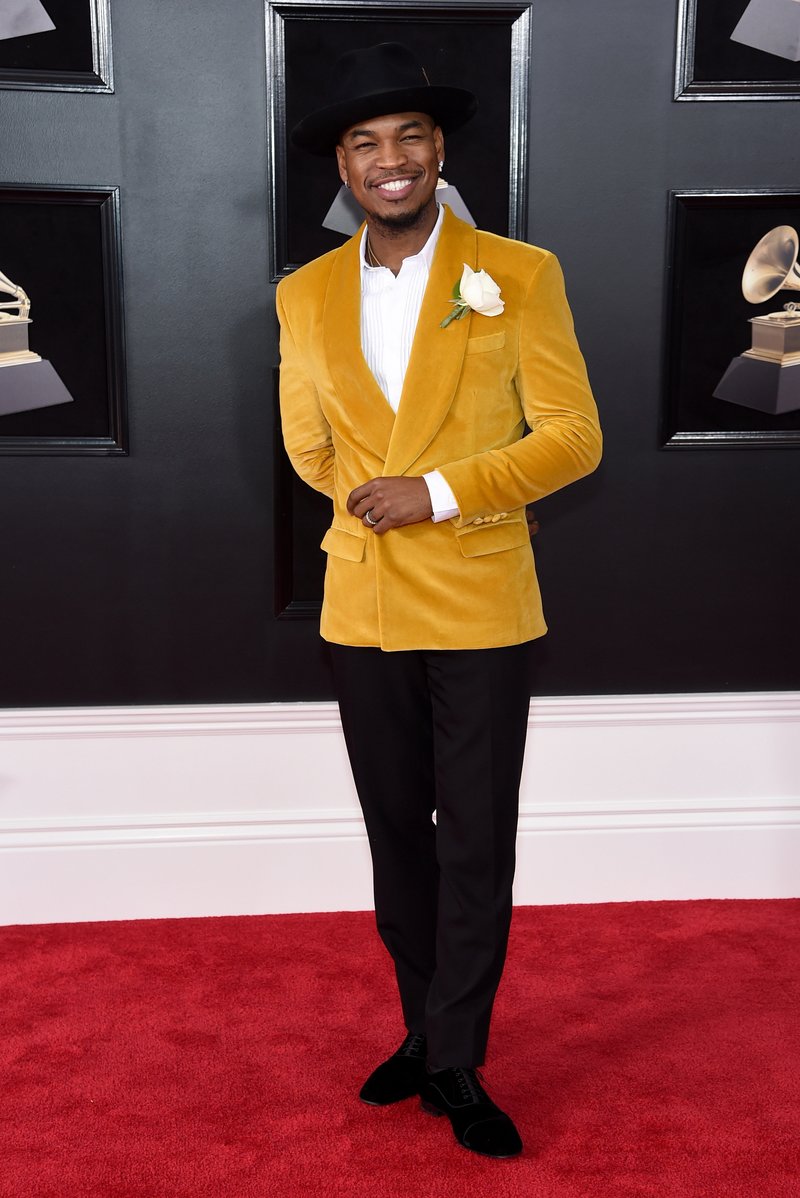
[436, 251, 601, 522]
[276, 282, 335, 499]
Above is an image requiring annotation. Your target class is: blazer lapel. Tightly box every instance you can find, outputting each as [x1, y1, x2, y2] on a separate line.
[384, 208, 477, 477]
[322, 226, 395, 463]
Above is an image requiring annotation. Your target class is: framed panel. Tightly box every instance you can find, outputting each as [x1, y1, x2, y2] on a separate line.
[265, 0, 532, 280]
[272, 370, 330, 618]
[0, 184, 127, 455]
[675, 0, 800, 100]
[663, 189, 800, 449]
[0, 0, 112, 92]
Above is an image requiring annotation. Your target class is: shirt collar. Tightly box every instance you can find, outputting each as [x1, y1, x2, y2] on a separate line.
[359, 202, 445, 274]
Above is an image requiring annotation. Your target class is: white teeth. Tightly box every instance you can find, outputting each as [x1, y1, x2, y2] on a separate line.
[377, 179, 412, 192]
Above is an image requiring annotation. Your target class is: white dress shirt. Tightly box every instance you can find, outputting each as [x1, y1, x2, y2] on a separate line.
[360, 205, 459, 522]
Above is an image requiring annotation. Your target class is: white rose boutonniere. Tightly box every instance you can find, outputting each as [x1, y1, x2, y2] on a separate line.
[440, 263, 505, 328]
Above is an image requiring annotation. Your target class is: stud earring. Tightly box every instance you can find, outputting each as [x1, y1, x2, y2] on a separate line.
[438, 161, 444, 172]
[344, 179, 351, 189]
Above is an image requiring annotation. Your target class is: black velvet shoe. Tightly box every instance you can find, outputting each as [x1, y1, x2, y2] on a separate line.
[420, 1067, 523, 1158]
[359, 1033, 428, 1105]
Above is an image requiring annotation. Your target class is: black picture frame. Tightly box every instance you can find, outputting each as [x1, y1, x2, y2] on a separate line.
[0, 184, 127, 456]
[675, 0, 800, 100]
[663, 189, 800, 449]
[272, 369, 330, 618]
[0, 0, 112, 92]
[265, 0, 533, 280]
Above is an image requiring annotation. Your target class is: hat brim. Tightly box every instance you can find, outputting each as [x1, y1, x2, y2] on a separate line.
[290, 85, 478, 156]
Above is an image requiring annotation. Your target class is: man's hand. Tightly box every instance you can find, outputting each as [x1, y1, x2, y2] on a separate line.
[347, 477, 433, 535]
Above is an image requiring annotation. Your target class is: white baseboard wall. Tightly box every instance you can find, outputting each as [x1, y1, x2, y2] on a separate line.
[1, 694, 798, 925]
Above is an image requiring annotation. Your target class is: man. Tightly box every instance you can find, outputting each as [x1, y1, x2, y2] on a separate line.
[277, 42, 601, 1159]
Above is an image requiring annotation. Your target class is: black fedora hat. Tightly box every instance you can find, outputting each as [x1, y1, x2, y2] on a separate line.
[290, 42, 478, 156]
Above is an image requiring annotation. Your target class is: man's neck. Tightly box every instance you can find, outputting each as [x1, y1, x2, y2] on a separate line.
[364, 200, 439, 277]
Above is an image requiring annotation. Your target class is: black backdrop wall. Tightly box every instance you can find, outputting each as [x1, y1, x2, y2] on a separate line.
[0, 0, 798, 706]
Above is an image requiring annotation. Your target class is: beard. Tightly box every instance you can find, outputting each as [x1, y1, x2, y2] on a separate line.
[368, 193, 435, 237]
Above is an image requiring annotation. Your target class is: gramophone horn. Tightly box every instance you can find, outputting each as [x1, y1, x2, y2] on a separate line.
[0, 267, 20, 297]
[0, 267, 31, 320]
[742, 225, 800, 303]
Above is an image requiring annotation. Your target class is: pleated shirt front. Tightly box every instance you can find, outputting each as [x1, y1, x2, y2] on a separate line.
[359, 204, 444, 412]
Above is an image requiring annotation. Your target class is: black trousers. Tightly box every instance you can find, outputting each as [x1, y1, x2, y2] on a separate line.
[329, 641, 534, 1069]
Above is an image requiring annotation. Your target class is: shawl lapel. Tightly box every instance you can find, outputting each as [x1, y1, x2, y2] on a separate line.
[322, 226, 395, 463]
[321, 208, 478, 472]
[385, 208, 477, 476]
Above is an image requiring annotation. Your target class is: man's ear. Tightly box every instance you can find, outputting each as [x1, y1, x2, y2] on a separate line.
[433, 125, 444, 163]
[335, 144, 348, 187]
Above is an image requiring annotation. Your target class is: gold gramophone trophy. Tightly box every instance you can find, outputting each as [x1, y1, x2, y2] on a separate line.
[0, 268, 40, 363]
[713, 225, 800, 415]
[0, 266, 73, 417]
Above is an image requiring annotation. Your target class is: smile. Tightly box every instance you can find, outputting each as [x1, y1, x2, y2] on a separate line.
[372, 176, 419, 198]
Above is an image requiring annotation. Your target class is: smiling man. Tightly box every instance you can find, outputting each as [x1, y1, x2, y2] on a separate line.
[277, 42, 602, 1159]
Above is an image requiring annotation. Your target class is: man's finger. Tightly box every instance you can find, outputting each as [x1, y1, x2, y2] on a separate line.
[372, 514, 393, 535]
[354, 496, 379, 520]
[347, 480, 378, 514]
[363, 507, 386, 531]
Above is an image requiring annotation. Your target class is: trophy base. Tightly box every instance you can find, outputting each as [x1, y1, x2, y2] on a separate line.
[0, 0, 55, 41]
[0, 351, 41, 368]
[713, 354, 800, 415]
[0, 359, 74, 417]
[731, 0, 800, 62]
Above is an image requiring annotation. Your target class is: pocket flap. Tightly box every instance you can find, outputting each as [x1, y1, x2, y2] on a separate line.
[456, 520, 530, 558]
[320, 526, 367, 562]
[465, 331, 506, 355]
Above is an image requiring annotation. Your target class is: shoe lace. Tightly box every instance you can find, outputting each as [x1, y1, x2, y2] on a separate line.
[454, 1067, 489, 1104]
[396, 1032, 427, 1058]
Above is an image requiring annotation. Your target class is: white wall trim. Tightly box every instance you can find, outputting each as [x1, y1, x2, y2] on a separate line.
[1, 693, 798, 923]
[2, 691, 799, 738]
[2, 794, 799, 849]
[0, 702, 343, 739]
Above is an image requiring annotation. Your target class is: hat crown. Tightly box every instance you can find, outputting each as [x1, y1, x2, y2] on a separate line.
[331, 42, 430, 112]
[290, 40, 477, 155]
[332, 43, 431, 107]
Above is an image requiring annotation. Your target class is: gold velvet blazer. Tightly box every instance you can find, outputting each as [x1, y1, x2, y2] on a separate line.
[276, 207, 602, 651]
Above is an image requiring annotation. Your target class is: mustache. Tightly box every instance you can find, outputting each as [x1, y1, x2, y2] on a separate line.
[369, 171, 423, 185]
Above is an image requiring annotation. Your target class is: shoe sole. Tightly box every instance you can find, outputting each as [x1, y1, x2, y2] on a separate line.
[360, 1092, 420, 1107]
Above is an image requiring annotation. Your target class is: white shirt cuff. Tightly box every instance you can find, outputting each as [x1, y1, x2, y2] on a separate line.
[423, 471, 460, 523]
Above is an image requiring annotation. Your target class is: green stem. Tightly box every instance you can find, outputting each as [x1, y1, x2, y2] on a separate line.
[440, 303, 467, 329]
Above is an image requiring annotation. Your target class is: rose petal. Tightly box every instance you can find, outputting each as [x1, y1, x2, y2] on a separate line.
[460, 273, 482, 310]
[460, 281, 480, 308]
[473, 269, 500, 297]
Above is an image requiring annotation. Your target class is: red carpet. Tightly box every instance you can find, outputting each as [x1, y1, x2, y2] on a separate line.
[1, 899, 798, 1197]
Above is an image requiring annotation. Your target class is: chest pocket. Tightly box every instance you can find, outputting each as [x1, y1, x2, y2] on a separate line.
[465, 332, 506, 355]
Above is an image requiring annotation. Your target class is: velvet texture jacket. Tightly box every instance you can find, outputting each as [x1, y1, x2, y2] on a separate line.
[276, 207, 602, 651]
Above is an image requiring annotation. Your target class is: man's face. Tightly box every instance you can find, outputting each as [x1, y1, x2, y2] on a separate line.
[336, 111, 444, 232]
